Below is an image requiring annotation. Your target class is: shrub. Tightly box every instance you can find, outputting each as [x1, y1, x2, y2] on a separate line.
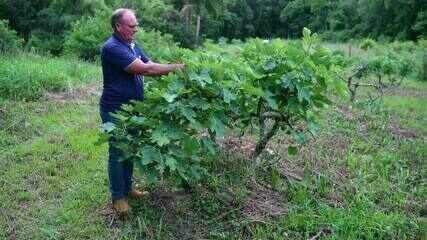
[64, 9, 179, 61]
[101, 29, 346, 185]
[63, 10, 111, 61]
[360, 38, 377, 50]
[418, 38, 427, 48]
[320, 30, 353, 42]
[25, 29, 64, 55]
[391, 41, 417, 53]
[0, 19, 23, 53]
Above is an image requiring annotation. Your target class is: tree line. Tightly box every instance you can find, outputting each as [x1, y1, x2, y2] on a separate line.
[0, 0, 426, 55]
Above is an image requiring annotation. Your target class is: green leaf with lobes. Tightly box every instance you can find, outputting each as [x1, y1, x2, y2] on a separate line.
[165, 157, 177, 171]
[222, 88, 236, 103]
[298, 87, 312, 103]
[162, 92, 178, 103]
[151, 128, 171, 146]
[130, 116, 145, 125]
[141, 146, 161, 165]
[263, 90, 279, 110]
[189, 69, 212, 87]
[209, 116, 225, 137]
[180, 106, 197, 123]
[202, 137, 216, 155]
[183, 136, 200, 155]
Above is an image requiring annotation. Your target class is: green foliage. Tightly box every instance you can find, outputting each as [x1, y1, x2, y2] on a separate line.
[64, 9, 178, 61]
[63, 10, 111, 60]
[0, 53, 99, 100]
[108, 0, 194, 47]
[360, 38, 377, 50]
[102, 47, 246, 184]
[346, 43, 419, 102]
[391, 41, 417, 53]
[413, 10, 427, 37]
[1, 39, 426, 239]
[0, 19, 23, 53]
[0, 0, 108, 54]
[101, 29, 346, 185]
[1, 0, 426, 54]
[419, 38, 427, 48]
[0, 0, 51, 39]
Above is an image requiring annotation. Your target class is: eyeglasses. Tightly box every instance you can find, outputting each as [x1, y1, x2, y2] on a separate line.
[121, 23, 139, 29]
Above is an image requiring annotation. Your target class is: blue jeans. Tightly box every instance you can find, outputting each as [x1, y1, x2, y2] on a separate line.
[100, 110, 134, 201]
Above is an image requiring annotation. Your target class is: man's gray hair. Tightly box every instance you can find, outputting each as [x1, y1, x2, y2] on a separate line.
[111, 8, 135, 30]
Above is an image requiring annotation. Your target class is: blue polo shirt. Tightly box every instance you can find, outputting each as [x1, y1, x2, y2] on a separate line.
[100, 33, 150, 113]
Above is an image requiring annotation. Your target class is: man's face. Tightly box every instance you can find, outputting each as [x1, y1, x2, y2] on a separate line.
[116, 11, 139, 43]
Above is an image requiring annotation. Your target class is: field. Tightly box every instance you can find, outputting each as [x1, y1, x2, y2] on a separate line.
[0, 42, 426, 239]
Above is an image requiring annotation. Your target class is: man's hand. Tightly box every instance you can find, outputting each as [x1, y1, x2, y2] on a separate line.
[174, 63, 185, 70]
[126, 59, 185, 76]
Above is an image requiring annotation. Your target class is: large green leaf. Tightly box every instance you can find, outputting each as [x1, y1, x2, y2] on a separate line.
[151, 128, 171, 146]
[162, 92, 178, 103]
[209, 116, 225, 137]
[183, 136, 200, 155]
[141, 145, 161, 165]
[180, 106, 197, 123]
[189, 69, 212, 87]
[263, 90, 279, 110]
[165, 156, 177, 171]
[222, 88, 236, 103]
[202, 137, 216, 155]
[297, 86, 313, 103]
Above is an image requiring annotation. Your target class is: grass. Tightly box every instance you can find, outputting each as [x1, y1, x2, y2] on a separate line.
[0, 48, 426, 239]
[247, 94, 426, 239]
[0, 52, 100, 101]
[383, 95, 427, 134]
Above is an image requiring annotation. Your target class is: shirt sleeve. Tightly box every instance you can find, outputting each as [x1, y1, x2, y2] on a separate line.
[102, 44, 136, 70]
[135, 45, 150, 63]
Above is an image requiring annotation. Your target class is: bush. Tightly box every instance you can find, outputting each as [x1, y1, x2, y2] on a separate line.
[391, 41, 417, 53]
[25, 29, 64, 55]
[64, 9, 179, 61]
[0, 19, 23, 53]
[418, 38, 427, 48]
[63, 10, 111, 61]
[0, 53, 100, 101]
[360, 38, 377, 50]
[101, 28, 346, 185]
[320, 30, 353, 42]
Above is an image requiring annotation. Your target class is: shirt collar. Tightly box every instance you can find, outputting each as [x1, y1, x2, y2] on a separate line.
[112, 33, 134, 49]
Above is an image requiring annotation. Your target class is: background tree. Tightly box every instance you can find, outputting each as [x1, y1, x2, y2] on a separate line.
[0, 19, 23, 53]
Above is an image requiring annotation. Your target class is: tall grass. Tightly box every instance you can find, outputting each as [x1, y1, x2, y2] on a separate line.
[0, 52, 100, 101]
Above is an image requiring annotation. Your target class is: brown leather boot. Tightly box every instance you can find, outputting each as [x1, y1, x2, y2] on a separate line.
[112, 198, 130, 214]
[127, 190, 149, 199]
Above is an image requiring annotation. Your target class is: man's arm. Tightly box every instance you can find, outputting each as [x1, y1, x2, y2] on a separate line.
[125, 58, 184, 76]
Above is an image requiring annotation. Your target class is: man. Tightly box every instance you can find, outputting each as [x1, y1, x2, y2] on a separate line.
[100, 8, 184, 214]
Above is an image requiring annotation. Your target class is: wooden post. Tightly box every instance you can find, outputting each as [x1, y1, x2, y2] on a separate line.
[348, 44, 352, 57]
[195, 15, 201, 45]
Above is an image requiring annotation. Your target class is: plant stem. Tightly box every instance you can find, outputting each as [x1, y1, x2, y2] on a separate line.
[251, 120, 280, 159]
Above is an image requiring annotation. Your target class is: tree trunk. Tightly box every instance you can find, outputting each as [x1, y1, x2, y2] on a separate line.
[196, 15, 201, 45]
[251, 121, 280, 160]
[179, 4, 192, 33]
